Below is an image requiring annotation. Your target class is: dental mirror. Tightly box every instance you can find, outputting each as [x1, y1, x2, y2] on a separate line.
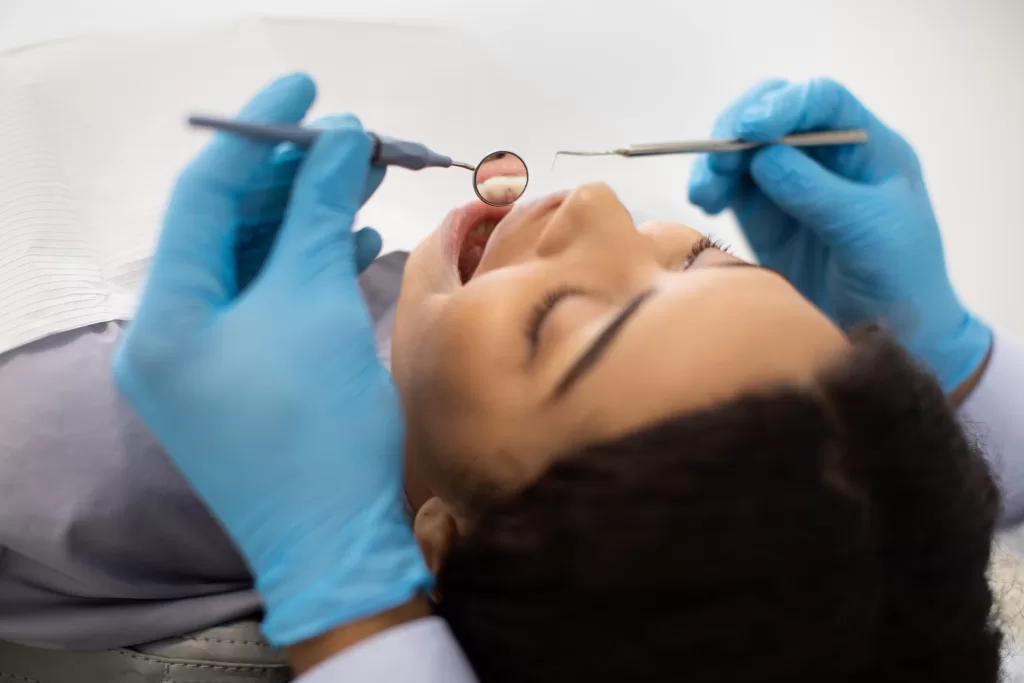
[473, 151, 529, 206]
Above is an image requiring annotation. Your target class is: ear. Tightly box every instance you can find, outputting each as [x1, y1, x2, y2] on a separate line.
[414, 497, 460, 575]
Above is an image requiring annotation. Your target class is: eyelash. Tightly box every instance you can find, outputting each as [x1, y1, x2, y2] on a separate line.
[527, 286, 584, 349]
[678, 235, 731, 270]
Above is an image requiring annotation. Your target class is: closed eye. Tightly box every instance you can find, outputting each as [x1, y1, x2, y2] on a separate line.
[526, 286, 586, 355]
[549, 257, 771, 401]
[677, 236, 732, 270]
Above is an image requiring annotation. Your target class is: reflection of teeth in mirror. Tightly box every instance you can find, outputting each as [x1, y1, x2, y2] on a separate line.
[477, 175, 527, 203]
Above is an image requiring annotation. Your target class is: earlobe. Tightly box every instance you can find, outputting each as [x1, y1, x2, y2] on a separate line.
[413, 497, 460, 576]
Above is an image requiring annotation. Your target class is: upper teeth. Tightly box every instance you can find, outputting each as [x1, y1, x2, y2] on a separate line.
[477, 175, 527, 203]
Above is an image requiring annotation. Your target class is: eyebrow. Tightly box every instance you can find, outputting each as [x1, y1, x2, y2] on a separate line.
[547, 261, 765, 401]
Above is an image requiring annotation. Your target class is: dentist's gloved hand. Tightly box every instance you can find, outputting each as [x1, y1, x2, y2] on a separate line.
[113, 73, 431, 646]
[688, 78, 991, 391]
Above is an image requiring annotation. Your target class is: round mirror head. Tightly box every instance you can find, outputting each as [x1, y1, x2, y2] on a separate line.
[473, 151, 529, 206]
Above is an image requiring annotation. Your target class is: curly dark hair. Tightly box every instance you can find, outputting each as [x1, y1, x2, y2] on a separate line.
[435, 330, 1002, 683]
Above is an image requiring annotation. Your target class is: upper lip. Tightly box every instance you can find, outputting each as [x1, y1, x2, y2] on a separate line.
[474, 155, 528, 184]
[476, 191, 568, 269]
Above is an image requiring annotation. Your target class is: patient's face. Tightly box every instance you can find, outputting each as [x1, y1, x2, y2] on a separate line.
[393, 184, 848, 511]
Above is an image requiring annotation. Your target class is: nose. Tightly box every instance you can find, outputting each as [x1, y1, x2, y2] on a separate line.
[534, 183, 640, 259]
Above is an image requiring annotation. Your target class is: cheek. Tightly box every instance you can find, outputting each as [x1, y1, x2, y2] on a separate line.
[439, 288, 527, 383]
[398, 280, 530, 417]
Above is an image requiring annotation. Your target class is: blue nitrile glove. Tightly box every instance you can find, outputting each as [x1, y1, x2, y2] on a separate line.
[688, 78, 991, 391]
[233, 115, 383, 291]
[113, 73, 431, 646]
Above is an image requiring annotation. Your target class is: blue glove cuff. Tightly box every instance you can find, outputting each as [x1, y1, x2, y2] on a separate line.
[924, 312, 993, 393]
[257, 496, 433, 647]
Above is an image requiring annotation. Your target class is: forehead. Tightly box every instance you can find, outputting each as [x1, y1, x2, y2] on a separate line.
[549, 266, 847, 445]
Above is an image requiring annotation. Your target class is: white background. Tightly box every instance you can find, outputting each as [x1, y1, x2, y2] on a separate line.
[2, 0, 1023, 334]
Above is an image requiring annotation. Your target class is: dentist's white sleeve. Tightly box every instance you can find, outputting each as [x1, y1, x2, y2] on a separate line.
[295, 617, 479, 683]
[961, 331, 1024, 527]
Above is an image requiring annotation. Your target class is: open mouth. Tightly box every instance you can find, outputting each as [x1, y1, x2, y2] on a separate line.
[456, 204, 513, 283]
[458, 217, 497, 282]
[449, 191, 567, 285]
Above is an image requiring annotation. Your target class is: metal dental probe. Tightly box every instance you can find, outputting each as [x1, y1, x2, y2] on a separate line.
[553, 129, 868, 160]
[188, 115, 477, 171]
